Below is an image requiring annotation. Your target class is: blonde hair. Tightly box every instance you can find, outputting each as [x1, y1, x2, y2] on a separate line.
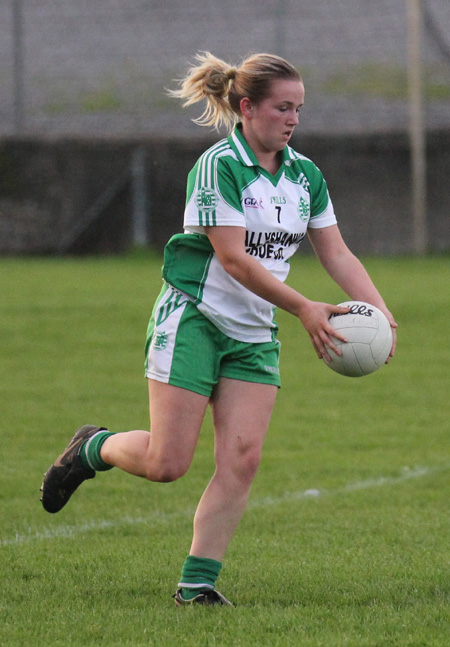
[169, 51, 302, 132]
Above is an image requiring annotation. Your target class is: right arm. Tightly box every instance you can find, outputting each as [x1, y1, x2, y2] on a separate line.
[205, 225, 349, 360]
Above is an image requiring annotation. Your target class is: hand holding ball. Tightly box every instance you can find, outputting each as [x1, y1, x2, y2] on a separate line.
[324, 301, 393, 377]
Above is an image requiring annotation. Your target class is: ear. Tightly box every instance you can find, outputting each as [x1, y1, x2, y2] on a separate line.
[240, 97, 253, 119]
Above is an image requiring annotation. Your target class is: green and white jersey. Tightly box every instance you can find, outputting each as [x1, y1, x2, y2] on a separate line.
[162, 125, 337, 343]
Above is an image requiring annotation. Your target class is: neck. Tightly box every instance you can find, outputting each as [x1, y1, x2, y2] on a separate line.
[238, 124, 284, 175]
[258, 151, 283, 175]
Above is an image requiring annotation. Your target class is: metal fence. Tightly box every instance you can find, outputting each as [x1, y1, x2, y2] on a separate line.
[1, 0, 449, 138]
[1, 0, 449, 255]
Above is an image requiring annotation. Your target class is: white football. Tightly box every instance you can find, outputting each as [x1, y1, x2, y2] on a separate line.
[324, 301, 393, 377]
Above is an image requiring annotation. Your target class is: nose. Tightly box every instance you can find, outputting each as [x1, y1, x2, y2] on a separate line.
[288, 109, 299, 126]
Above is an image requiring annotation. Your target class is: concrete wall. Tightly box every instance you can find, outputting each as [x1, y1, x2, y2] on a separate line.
[0, 131, 449, 256]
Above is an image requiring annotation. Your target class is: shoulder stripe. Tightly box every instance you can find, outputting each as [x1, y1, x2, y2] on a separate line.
[195, 139, 235, 226]
[197, 139, 231, 191]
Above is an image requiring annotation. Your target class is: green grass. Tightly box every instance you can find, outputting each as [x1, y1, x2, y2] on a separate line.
[1, 252, 449, 646]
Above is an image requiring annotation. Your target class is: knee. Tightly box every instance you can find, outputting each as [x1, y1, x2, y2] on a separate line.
[225, 445, 262, 487]
[143, 458, 189, 483]
[240, 449, 262, 482]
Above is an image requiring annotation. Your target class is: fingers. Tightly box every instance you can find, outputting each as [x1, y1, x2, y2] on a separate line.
[312, 338, 335, 362]
[319, 306, 350, 360]
[385, 324, 397, 363]
[300, 301, 350, 362]
[312, 324, 347, 362]
[326, 306, 350, 340]
[331, 305, 351, 316]
[383, 311, 398, 364]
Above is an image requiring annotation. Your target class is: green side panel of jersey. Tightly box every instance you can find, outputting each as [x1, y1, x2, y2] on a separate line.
[162, 233, 214, 305]
[301, 161, 330, 218]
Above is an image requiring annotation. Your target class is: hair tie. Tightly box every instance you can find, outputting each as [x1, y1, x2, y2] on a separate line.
[227, 67, 237, 81]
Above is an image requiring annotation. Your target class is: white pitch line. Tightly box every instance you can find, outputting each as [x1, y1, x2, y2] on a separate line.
[1, 464, 446, 548]
[0, 509, 195, 548]
[247, 465, 434, 508]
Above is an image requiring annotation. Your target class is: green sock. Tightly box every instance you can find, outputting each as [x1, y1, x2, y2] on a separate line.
[178, 555, 222, 601]
[80, 431, 115, 471]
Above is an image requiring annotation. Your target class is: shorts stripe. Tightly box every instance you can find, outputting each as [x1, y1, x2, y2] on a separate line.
[156, 290, 188, 326]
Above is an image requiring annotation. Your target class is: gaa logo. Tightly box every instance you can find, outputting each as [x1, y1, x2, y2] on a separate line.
[244, 197, 264, 209]
[298, 197, 310, 222]
[195, 187, 218, 212]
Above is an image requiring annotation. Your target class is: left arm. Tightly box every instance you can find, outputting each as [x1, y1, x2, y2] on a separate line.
[308, 224, 397, 360]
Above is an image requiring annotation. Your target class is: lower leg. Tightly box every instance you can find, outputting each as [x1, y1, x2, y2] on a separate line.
[189, 471, 252, 561]
[178, 379, 277, 598]
[99, 429, 153, 478]
[80, 426, 179, 481]
[177, 468, 255, 600]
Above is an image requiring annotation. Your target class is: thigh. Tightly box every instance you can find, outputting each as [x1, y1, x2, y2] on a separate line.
[210, 378, 278, 469]
[147, 379, 209, 473]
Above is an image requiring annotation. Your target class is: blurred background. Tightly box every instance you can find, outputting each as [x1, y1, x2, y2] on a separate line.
[0, 0, 449, 255]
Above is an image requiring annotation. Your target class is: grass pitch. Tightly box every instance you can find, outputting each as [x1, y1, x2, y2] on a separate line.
[1, 252, 449, 646]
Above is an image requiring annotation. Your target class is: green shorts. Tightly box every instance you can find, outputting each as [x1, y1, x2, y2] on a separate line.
[145, 285, 281, 397]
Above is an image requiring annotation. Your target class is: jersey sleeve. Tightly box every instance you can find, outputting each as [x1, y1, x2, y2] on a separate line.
[306, 162, 337, 229]
[184, 148, 246, 230]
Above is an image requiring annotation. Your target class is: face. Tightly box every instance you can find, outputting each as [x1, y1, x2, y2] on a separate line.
[241, 79, 305, 160]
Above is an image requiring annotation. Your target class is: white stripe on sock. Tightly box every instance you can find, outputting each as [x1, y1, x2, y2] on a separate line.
[82, 430, 107, 471]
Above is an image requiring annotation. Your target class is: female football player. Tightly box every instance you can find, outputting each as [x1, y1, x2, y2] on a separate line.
[41, 52, 397, 606]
